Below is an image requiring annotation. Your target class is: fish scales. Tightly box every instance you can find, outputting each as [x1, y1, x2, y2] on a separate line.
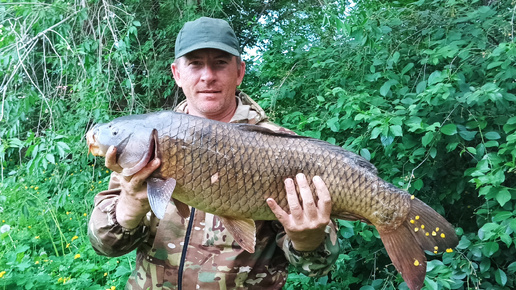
[86, 111, 458, 290]
[153, 113, 408, 227]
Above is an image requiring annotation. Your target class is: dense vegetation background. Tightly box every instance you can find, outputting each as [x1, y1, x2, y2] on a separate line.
[1, 0, 516, 289]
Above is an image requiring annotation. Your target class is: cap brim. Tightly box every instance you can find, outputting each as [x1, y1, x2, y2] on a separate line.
[175, 42, 240, 59]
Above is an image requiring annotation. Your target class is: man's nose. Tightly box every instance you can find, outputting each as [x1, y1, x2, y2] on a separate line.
[200, 65, 215, 82]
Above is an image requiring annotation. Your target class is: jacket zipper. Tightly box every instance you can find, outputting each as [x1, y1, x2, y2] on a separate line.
[178, 207, 196, 290]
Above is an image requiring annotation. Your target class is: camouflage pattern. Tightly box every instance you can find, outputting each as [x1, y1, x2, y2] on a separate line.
[88, 92, 340, 290]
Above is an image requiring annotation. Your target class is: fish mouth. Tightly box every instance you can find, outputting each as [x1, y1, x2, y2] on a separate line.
[86, 127, 105, 156]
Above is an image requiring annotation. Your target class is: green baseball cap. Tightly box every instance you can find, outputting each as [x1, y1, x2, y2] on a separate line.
[175, 17, 241, 59]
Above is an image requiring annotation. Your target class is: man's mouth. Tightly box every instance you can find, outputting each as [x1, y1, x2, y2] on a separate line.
[198, 90, 221, 94]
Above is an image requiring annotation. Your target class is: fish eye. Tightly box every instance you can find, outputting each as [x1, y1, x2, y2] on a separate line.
[111, 127, 119, 136]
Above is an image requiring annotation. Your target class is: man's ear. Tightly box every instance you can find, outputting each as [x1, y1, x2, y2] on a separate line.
[236, 61, 246, 86]
[171, 62, 182, 87]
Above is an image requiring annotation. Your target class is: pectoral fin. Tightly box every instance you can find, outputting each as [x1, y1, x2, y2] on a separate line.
[219, 216, 257, 253]
[147, 177, 176, 219]
[173, 198, 191, 219]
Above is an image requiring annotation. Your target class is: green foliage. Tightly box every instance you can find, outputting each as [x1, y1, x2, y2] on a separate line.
[2, 0, 516, 289]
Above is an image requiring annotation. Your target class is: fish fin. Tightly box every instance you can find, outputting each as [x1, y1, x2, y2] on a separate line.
[147, 177, 176, 219]
[407, 197, 459, 253]
[234, 123, 304, 137]
[378, 224, 427, 290]
[219, 216, 256, 253]
[173, 198, 190, 219]
[377, 197, 458, 290]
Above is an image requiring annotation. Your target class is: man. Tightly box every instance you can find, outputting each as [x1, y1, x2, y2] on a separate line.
[88, 17, 340, 289]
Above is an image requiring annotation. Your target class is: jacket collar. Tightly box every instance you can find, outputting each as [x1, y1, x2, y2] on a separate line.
[174, 91, 269, 125]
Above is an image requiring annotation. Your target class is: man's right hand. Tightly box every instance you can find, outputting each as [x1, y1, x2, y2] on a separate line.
[105, 146, 161, 229]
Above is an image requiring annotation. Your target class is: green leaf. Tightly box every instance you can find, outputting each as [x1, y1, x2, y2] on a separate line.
[379, 79, 398, 96]
[429, 147, 437, 158]
[45, 153, 55, 164]
[441, 124, 457, 135]
[492, 211, 513, 222]
[416, 80, 427, 94]
[510, 219, 516, 232]
[459, 130, 477, 141]
[457, 236, 471, 250]
[507, 116, 516, 125]
[413, 179, 423, 190]
[496, 188, 511, 207]
[487, 61, 503, 70]
[360, 148, 371, 161]
[327, 117, 340, 132]
[428, 70, 442, 85]
[389, 125, 403, 137]
[495, 269, 507, 286]
[508, 261, 516, 274]
[401, 62, 414, 75]
[482, 242, 499, 257]
[484, 131, 501, 140]
[500, 233, 512, 247]
[422, 132, 434, 147]
[392, 51, 400, 63]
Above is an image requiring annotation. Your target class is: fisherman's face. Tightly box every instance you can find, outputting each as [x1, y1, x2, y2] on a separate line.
[171, 48, 245, 122]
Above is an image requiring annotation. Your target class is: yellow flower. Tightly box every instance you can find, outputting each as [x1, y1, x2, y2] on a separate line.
[34, 187, 39, 190]
[2, 220, 4, 223]
[28, 226, 31, 229]
[104, 272, 108, 277]
[98, 181, 102, 184]
[71, 235, 78, 241]
[74, 254, 80, 259]
[83, 213, 87, 216]
[66, 243, 70, 248]
[35, 261, 39, 264]
[66, 212, 70, 215]
[35, 236, 40, 239]
[110, 287, 116, 290]
[0, 271, 6, 278]
[58, 277, 63, 283]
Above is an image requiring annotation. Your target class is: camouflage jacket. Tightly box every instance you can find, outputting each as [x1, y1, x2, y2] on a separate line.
[88, 92, 340, 290]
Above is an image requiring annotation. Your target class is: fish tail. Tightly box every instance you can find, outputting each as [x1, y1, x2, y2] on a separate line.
[377, 197, 458, 290]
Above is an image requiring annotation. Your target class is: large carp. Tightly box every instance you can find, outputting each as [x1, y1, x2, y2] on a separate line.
[86, 111, 458, 290]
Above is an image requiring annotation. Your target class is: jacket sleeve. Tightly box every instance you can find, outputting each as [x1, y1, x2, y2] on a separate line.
[276, 221, 340, 277]
[88, 173, 150, 257]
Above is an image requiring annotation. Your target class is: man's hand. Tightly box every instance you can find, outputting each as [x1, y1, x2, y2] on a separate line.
[105, 146, 161, 229]
[267, 173, 332, 252]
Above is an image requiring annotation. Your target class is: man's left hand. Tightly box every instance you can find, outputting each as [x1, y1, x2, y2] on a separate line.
[267, 173, 332, 252]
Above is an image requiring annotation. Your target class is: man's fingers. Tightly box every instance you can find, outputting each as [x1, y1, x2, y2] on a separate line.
[105, 146, 123, 173]
[284, 178, 303, 219]
[129, 158, 161, 186]
[266, 198, 289, 224]
[313, 175, 332, 216]
[296, 173, 318, 217]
